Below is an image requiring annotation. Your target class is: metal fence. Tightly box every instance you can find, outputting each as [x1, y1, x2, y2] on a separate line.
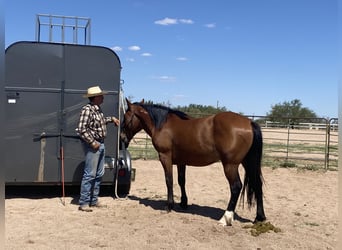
[127, 115, 338, 170]
[251, 116, 338, 170]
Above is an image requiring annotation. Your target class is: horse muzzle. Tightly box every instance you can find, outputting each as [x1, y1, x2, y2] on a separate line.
[120, 131, 131, 148]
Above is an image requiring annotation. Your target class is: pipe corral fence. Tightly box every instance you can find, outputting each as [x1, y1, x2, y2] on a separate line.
[127, 115, 338, 171]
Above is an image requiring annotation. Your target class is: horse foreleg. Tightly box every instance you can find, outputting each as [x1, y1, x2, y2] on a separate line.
[219, 163, 242, 226]
[177, 164, 188, 209]
[160, 156, 174, 212]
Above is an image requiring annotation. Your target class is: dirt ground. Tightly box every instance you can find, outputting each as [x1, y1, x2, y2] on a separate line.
[5, 160, 338, 250]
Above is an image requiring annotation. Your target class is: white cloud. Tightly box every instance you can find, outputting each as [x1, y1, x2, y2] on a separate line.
[126, 58, 135, 62]
[176, 57, 188, 61]
[154, 17, 194, 26]
[111, 46, 122, 52]
[141, 52, 152, 57]
[155, 17, 178, 26]
[159, 76, 173, 80]
[153, 75, 176, 81]
[204, 23, 216, 28]
[128, 45, 141, 51]
[179, 19, 194, 24]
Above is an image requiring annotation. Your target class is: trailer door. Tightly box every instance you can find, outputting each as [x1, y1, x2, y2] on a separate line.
[5, 41, 121, 184]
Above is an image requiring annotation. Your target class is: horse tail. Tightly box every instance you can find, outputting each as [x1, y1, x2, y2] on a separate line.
[241, 121, 264, 208]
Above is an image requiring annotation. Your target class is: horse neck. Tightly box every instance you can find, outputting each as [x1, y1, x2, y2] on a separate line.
[138, 113, 156, 138]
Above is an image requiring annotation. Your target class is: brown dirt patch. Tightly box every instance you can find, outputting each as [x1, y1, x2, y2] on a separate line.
[5, 160, 337, 249]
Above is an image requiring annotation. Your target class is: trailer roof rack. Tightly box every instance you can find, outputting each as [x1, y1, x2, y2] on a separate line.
[36, 14, 91, 45]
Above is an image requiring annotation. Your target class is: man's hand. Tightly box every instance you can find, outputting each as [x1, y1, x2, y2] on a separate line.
[91, 141, 101, 151]
[112, 117, 120, 126]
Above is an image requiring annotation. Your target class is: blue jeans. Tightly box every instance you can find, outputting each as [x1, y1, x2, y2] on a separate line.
[79, 142, 105, 206]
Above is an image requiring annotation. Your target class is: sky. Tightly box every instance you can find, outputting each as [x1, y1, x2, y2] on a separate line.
[5, 0, 338, 118]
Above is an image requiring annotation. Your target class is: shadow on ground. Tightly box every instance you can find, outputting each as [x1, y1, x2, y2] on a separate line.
[128, 195, 252, 223]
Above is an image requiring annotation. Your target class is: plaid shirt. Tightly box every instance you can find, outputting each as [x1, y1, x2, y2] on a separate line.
[76, 103, 112, 145]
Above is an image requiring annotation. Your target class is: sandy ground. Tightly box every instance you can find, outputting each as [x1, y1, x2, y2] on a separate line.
[5, 160, 338, 250]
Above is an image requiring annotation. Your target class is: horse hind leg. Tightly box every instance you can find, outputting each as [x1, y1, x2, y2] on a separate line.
[177, 164, 188, 209]
[242, 158, 266, 223]
[242, 121, 266, 223]
[219, 163, 242, 226]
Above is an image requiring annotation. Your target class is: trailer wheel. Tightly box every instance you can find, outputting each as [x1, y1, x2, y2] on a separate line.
[115, 149, 132, 196]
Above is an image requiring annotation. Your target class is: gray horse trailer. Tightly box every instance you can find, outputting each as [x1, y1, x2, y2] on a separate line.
[5, 41, 132, 196]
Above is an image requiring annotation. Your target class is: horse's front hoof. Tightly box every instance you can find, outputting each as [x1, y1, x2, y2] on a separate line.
[164, 202, 174, 212]
[179, 202, 188, 210]
[179, 196, 188, 210]
[162, 206, 172, 213]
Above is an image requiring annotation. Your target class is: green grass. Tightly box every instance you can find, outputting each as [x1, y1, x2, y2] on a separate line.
[128, 146, 159, 160]
[263, 142, 327, 154]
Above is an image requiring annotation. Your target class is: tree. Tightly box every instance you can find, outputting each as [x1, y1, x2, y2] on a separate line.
[267, 99, 318, 123]
[176, 104, 227, 117]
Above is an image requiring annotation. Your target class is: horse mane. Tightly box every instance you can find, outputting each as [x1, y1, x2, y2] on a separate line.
[135, 103, 190, 129]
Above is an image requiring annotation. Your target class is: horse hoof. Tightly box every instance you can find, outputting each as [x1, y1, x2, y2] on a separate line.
[180, 197, 188, 209]
[163, 206, 171, 213]
[254, 215, 266, 224]
[218, 211, 234, 226]
[179, 203, 188, 210]
[164, 203, 174, 212]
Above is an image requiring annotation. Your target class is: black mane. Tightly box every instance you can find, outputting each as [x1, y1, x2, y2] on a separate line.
[136, 103, 190, 129]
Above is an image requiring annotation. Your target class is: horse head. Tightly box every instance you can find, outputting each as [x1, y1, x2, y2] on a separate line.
[120, 98, 145, 147]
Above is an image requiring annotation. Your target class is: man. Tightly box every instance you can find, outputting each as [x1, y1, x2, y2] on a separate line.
[76, 86, 120, 212]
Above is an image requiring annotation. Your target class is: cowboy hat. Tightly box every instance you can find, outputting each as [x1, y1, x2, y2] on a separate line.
[83, 86, 108, 98]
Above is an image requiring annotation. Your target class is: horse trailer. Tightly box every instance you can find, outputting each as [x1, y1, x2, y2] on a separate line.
[4, 41, 132, 196]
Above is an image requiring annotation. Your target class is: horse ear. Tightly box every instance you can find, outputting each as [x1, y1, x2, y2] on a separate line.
[141, 99, 145, 104]
[126, 98, 132, 106]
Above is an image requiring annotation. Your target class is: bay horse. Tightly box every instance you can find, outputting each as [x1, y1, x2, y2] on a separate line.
[120, 99, 266, 226]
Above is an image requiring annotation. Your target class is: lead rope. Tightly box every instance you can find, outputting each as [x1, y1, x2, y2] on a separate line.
[113, 89, 128, 200]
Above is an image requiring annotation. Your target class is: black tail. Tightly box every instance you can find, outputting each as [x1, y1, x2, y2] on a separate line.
[241, 121, 264, 208]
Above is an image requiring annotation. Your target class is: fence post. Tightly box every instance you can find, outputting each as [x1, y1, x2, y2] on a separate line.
[325, 118, 333, 170]
[285, 118, 291, 162]
[144, 133, 148, 160]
